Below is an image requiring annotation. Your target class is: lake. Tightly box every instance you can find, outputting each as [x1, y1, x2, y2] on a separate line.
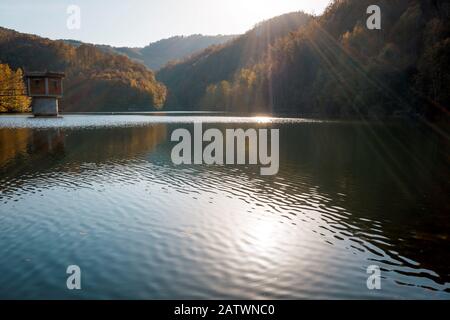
[0, 114, 449, 299]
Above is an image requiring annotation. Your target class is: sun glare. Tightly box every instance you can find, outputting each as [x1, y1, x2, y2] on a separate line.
[254, 116, 273, 124]
[211, 0, 331, 35]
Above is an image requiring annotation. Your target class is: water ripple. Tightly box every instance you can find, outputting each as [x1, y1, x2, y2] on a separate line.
[0, 119, 449, 299]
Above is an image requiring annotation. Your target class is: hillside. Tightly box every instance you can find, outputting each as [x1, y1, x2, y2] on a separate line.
[0, 27, 166, 112]
[64, 34, 237, 71]
[137, 34, 237, 70]
[252, 0, 450, 118]
[157, 0, 449, 118]
[156, 12, 312, 109]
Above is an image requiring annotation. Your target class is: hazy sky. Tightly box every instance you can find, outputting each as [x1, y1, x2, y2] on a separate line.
[0, 0, 331, 47]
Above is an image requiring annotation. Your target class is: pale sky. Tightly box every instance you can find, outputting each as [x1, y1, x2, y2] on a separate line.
[0, 0, 331, 47]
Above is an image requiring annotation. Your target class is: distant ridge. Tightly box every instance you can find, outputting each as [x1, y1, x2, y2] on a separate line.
[63, 34, 237, 70]
[157, 11, 312, 109]
[0, 27, 167, 112]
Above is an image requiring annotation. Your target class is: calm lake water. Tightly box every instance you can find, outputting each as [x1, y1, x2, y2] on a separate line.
[0, 115, 449, 299]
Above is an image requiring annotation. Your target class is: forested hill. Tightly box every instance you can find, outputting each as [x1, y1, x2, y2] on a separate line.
[157, 11, 312, 108]
[157, 0, 449, 119]
[64, 34, 237, 71]
[0, 27, 166, 112]
[129, 34, 237, 70]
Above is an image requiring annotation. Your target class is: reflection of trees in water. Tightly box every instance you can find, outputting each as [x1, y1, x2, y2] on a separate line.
[279, 123, 450, 287]
[29, 129, 66, 157]
[0, 124, 168, 211]
[61, 124, 167, 164]
[144, 122, 450, 288]
[0, 128, 31, 165]
[0, 125, 167, 195]
[0, 128, 66, 199]
[0, 128, 67, 169]
[0, 122, 448, 290]
[0, 125, 167, 170]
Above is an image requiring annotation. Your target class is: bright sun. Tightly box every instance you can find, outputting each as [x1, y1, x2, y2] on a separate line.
[221, 0, 331, 29]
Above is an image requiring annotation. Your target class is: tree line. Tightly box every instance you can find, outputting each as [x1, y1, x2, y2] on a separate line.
[0, 27, 167, 112]
[0, 63, 30, 113]
[1, 0, 448, 117]
[158, 0, 449, 119]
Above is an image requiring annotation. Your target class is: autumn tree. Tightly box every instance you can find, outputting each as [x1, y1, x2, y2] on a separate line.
[0, 63, 31, 112]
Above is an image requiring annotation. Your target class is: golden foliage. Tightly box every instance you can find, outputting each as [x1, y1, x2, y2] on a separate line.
[0, 63, 31, 113]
